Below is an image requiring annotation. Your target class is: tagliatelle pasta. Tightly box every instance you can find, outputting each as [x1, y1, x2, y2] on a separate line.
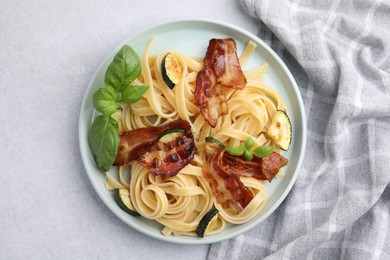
[106, 38, 287, 236]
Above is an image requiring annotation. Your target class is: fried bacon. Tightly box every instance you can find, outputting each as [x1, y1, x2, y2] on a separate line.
[113, 119, 196, 176]
[195, 38, 247, 127]
[223, 152, 288, 181]
[203, 147, 288, 213]
[138, 134, 195, 176]
[203, 149, 254, 213]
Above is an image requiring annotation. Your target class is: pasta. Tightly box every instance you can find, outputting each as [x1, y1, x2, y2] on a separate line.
[106, 38, 287, 236]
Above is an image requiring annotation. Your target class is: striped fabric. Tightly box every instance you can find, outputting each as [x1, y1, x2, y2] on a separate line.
[208, 0, 390, 259]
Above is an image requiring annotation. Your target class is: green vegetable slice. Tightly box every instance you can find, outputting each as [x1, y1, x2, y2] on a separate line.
[196, 208, 219, 237]
[114, 189, 140, 217]
[158, 128, 186, 143]
[267, 110, 292, 151]
[205, 137, 226, 148]
[161, 53, 183, 89]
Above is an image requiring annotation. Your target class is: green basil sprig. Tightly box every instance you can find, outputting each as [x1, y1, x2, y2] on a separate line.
[225, 137, 274, 160]
[88, 45, 148, 171]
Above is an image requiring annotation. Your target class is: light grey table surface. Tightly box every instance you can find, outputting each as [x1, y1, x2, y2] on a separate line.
[0, 0, 258, 259]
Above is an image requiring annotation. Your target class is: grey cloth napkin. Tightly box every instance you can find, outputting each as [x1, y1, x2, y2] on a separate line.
[208, 0, 390, 259]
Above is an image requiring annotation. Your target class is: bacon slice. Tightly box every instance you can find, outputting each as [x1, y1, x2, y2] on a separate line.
[113, 119, 196, 176]
[203, 149, 254, 213]
[195, 38, 247, 127]
[203, 147, 288, 213]
[223, 152, 288, 181]
[138, 134, 195, 176]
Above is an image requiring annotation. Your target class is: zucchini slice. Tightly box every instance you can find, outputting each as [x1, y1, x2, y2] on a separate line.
[114, 189, 140, 217]
[267, 110, 292, 151]
[161, 53, 183, 89]
[205, 136, 226, 148]
[158, 128, 186, 143]
[196, 207, 219, 237]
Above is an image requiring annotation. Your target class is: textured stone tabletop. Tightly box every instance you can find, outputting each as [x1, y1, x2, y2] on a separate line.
[0, 0, 257, 259]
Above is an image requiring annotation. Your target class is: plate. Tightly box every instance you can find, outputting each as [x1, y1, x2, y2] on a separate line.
[79, 18, 306, 244]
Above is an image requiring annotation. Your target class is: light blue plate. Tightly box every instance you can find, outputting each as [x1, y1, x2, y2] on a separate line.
[79, 18, 307, 244]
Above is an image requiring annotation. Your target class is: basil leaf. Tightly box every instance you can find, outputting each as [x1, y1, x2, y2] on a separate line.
[92, 87, 118, 115]
[226, 145, 246, 156]
[88, 115, 120, 172]
[120, 85, 149, 104]
[105, 45, 141, 91]
[245, 137, 254, 150]
[244, 149, 253, 160]
[253, 146, 274, 158]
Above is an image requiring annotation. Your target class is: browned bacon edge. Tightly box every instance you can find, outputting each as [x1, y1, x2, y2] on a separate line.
[138, 134, 196, 176]
[203, 149, 254, 213]
[224, 152, 288, 181]
[113, 119, 196, 177]
[195, 38, 247, 128]
[202, 148, 288, 213]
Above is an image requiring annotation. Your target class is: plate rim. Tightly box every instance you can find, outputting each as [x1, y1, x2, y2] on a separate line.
[79, 17, 307, 245]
